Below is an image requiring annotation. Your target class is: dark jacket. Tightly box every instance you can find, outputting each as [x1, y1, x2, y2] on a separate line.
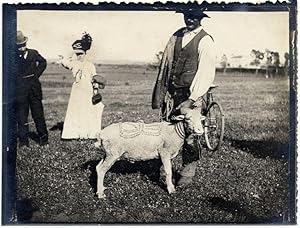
[16, 49, 47, 101]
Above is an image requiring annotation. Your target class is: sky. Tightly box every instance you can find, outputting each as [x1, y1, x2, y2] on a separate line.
[17, 10, 289, 64]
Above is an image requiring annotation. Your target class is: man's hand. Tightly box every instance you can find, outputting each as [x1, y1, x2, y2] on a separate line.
[175, 99, 194, 111]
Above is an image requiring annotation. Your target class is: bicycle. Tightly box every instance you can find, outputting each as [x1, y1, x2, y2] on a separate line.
[195, 85, 225, 151]
[162, 84, 225, 151]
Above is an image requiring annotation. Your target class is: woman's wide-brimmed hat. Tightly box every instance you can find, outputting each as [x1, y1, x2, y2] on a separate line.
[72, 32, 93, 54]
[16, 30, 28, 45]
[72, 40, 85, 54]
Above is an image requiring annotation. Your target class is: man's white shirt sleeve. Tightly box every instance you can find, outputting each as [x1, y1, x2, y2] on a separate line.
[189, 35, 216, 101]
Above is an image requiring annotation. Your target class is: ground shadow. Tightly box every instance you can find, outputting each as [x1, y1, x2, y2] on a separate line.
[208, 197, 289, 224]
[231, 139, 289, 160]
[49, 122, 64, 132]
[208, 196, 260, 223]
[16, 198, 39, 223]
[81, 159, 181, 194]
[81, 160, 101, 194]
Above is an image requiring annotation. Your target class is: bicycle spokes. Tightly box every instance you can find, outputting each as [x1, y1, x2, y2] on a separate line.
[204, 102, 225, 151]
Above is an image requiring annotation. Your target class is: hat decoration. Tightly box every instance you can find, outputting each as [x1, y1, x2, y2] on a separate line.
[72, 32, 93, 52]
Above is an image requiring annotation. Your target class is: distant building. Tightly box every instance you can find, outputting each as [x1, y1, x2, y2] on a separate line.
[217, 51, 286, 70]
[224, 54, 254, 69]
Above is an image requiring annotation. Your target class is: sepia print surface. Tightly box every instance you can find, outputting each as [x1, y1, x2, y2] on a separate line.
[2, 2, 297, 224]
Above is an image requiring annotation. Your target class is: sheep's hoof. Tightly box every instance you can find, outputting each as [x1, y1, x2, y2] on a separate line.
[167, 185, 176, 194]
[94, 142, 101, 148]
[96, 186, 109, 199]
[96, 191, 106, 199]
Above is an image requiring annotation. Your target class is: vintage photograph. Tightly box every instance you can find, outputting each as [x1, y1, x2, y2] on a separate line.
[2, 2, 297, 224]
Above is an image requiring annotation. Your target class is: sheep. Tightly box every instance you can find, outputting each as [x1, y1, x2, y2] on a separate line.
[94, 108, 204, 199]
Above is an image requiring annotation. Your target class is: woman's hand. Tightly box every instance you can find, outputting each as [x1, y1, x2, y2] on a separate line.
[56, 55, 64, 65]
[74, 69, 82, 83]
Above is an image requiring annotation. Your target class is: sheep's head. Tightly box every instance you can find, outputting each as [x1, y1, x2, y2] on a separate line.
[173, 108, 204, 135]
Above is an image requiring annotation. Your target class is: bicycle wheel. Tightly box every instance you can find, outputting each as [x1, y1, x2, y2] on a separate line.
[204, 101, 225, 151]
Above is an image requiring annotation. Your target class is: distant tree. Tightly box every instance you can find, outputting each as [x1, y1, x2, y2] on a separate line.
[284, 52, 289, 66]
[147, 51, 164, 70]
[250, 49, 264, 66]
[220, 54, 228, 73]
[272, 52, 280, 75]
[265, 49, 281, 78]
[273, 52, 280, 66]
[264, 49, 271, 64]
[265, 49, 273, 78]
[155, 51, 164, 66]
[284, 52, 289, 76]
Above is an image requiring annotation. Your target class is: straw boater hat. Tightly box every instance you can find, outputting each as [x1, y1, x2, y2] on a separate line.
[16, 30, 28, 45]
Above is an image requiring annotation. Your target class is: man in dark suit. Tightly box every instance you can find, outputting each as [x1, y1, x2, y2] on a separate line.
[16, 31, 48, 147]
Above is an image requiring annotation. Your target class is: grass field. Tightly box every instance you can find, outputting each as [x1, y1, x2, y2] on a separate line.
[16, 63, 293, 224]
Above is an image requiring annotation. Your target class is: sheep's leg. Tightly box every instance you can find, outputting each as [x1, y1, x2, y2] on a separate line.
[160, 152, 175, 194]
[96, 155, 118, 199]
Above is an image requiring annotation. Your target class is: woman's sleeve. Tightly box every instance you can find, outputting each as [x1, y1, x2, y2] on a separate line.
[61, 57, 74, 70]
[90, 63, 97, 82]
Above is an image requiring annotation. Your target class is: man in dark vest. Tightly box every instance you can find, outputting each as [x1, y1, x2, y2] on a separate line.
[16, 31, 48, 147]
[152, 10, 216, 186]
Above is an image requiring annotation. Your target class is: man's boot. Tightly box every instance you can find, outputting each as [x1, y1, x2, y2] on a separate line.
[177, 135, 200, 186]
[39, 134, 49, 147]
[177, 161, 198, 186]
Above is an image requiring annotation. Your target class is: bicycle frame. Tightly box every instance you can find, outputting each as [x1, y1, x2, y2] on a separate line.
[200, 87, 215, 115]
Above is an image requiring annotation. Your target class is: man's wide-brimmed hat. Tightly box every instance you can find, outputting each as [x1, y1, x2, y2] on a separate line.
[16, 30, 28, 45]
[176, 9, 210, 19]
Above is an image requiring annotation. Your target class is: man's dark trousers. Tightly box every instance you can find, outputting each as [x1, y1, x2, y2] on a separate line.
[16, 87, 48, 145]
[16, 49, 48, 146]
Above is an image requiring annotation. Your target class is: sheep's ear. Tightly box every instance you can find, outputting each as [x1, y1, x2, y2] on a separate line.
[171, 115, 185, 121]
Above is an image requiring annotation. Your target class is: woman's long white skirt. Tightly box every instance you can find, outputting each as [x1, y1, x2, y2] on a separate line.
[62, 80, 104, 139]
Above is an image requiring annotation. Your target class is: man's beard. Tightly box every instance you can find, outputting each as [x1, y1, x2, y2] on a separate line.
[186, 23, 200, 31]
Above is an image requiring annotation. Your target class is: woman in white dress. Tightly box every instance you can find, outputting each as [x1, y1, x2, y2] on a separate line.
[59, 33, 105, 139]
